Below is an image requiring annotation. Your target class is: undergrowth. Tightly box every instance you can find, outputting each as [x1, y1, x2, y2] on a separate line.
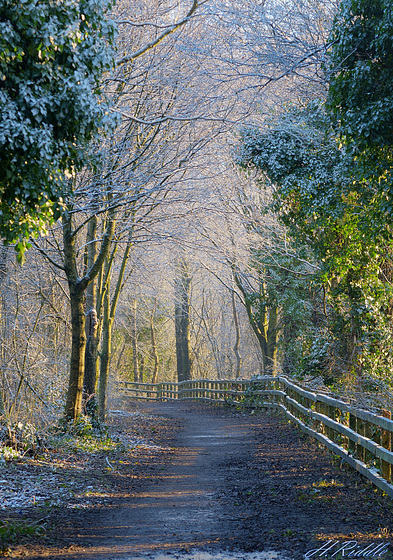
[0, 520, 45, 556]
[0, 413, 127, 464]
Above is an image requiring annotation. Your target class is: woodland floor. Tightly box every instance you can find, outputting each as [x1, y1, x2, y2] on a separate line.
[1, 398, 393, 559]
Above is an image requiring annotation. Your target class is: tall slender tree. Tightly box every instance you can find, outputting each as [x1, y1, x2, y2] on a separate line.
[175, 259, 192, 382]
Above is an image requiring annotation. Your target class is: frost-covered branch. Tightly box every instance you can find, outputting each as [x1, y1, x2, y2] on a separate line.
[116, 0, 201, 65]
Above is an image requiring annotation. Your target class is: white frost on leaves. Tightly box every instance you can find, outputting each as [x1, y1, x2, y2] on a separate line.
[0, 470, 79, 510]
[0, 422, 167, 511]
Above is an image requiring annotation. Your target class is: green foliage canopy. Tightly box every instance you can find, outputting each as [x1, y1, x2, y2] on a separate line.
[239, 104, 349, 273]
[327, 0, 393, 151]
[238, 0, 393, 382]
[0, 0, 116, 259]
[327, 0, 393, 219]
[238, 102, 393, 381]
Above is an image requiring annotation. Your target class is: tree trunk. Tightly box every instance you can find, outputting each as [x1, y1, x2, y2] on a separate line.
[233, 269, 278, 376]
[131, 297, 139, 382]
[150, 310, 159, 384]
[139, 354, 144, 383]
[282, 316, 296, 375]
[98, 238, 133, 420]
[231, 289, 242, 378]
[99, 283, 112, 421]
[175, 259, 192, 382]
[266, 305, 279, 374]
[65, 288, 86, 420]
[83, 216, 99, 412]
[63, 213, 86, 421]
[84, 308, 99, 414]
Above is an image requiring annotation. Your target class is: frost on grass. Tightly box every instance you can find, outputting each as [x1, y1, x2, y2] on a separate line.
[0, 410, 172, 512]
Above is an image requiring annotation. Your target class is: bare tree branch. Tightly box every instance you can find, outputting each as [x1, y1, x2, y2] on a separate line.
[116, 0, 201, 66]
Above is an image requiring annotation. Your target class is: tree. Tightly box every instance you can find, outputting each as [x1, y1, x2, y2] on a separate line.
[62, 199, 116, 421]
[83, 217, 100, 411]
[174, 259, 192, 382]
[0, 0, 115, 259]
[233, 266, 279, 375]
[98, 229, 134, 420]
[324, 0, 393, 383]
[326, 0, 393, 240]
[327, 0, 393, 153]
[238, 102, 393, 384]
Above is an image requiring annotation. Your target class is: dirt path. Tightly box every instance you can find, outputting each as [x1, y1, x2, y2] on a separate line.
[88, 401, 268, 556]
[16, 400, 393, 560]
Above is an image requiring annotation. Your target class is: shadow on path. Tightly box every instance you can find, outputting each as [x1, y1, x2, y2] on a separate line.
[26, 400, 393, 560]
[78, 401, 266, 557]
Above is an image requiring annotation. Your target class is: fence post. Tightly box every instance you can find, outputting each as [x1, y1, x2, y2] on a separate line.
[348, 413, 357, 457]
[328, 405, 336, 442]
[381, 410, 392, 482]
[356, 416, 366, 463]
[313, 399, 320, 431]
[363, 420, 373, 465]
[342, 411, 350, 450]
[318, 400, 326, 435]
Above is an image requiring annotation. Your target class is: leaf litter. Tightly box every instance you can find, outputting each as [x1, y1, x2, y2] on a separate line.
[0, 404, 178, 556]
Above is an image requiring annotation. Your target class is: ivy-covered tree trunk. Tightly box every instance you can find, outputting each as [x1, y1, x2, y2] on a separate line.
[63, 208, 116, 421]
[83, 216, 99, 413]
[99, 281, 112, 422]
[65, 288, 86, 421]
[63, 213, 86, 420]
[175, 259, 192, 382]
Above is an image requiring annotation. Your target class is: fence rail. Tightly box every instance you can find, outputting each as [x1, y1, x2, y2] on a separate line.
[118, 376, 393, 498]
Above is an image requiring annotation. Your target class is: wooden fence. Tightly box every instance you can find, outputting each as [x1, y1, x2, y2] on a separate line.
[118, 376, 393, 498]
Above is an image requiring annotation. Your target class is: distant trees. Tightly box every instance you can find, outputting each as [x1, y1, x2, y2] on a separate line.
[201, 153, 319, 377]
[174, 259, 192, 382]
